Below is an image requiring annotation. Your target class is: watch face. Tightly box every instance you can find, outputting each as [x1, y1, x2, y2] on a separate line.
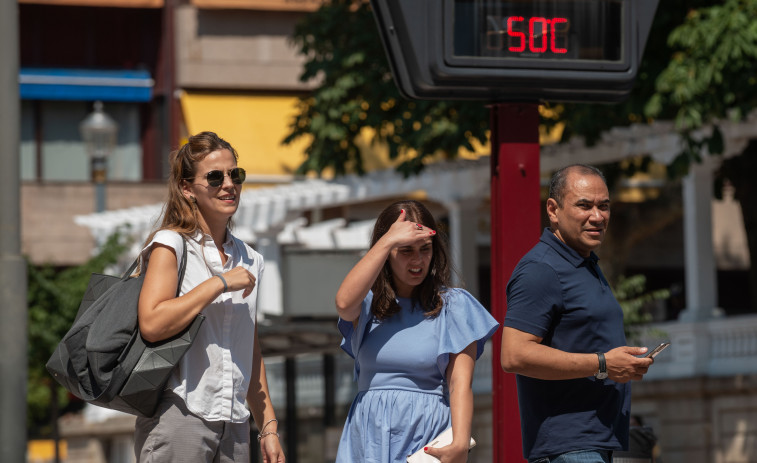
[596, 372, 608, 380]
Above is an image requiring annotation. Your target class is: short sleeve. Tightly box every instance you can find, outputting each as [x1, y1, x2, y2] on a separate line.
[337, 291, 374, 380]
[435, 288, 499, 378]
[141, 229, 184, 271]
[504, 261, 562, 338]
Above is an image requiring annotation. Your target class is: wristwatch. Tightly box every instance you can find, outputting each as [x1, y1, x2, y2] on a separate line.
[595, 352, 608, 380]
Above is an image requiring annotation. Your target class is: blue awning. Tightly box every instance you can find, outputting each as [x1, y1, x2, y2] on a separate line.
[19, 68, 154, 102]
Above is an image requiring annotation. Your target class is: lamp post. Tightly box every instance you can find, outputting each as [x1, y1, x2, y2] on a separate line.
[80, 101, 118, 213]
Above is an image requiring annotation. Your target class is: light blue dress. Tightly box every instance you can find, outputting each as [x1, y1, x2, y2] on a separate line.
[335, 288, 499, 463]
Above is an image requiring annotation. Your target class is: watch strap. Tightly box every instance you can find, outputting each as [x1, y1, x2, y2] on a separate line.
[595, 352, 607, 378]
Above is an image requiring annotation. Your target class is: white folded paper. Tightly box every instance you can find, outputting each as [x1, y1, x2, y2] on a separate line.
[407, 427, 476, 463]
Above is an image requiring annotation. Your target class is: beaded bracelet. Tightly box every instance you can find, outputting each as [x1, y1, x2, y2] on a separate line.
[215, 274, 228, 293]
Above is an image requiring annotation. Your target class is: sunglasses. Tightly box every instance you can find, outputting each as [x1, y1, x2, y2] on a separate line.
[200, 167, 246, 187]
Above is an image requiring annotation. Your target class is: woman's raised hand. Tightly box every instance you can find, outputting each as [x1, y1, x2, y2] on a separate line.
[221, 266, 257, 298]
[382, 209, 436, 248]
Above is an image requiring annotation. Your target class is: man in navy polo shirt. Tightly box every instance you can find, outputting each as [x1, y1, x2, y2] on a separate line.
[501, 164, 655, 463]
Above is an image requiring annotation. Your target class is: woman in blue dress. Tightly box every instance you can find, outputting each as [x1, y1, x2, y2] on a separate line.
[335, 200, 499, 463]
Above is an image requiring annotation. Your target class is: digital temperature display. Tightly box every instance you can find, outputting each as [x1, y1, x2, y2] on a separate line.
[503, 16, 569, 54]
[447, 0, 625, 70]
[369, 0, 653, 101]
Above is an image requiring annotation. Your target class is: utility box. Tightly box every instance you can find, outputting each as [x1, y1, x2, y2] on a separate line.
[370, 0, 659, 102]
[282, 248, 364, 317]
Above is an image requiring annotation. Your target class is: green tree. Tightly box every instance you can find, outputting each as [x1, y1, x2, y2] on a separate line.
[27, 233, 126, 442]
[613, 274, 670, 343]
[646, 0, 757, 131]
[646, 0, 757, 310]
[283, 0, 488, 177]
[552, 0, 713, 144]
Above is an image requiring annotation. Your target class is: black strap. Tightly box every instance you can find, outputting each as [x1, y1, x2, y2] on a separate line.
[175, 238, 188, 297]
[121, 236, 188, 298]
[122, 256, 141, 281]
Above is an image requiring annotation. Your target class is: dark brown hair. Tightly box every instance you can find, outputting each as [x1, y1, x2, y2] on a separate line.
[369, 199, 451, 320]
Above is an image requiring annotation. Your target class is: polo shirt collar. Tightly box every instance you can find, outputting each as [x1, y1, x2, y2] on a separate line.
[540, 227, 599, 267]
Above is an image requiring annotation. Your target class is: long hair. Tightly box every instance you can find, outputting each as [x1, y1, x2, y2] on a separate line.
[369, 200, 451, 320]
[142, 131, 239, 249]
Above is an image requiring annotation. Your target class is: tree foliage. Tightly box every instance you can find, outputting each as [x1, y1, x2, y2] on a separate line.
[283, 0, 488, 177]
[643, 0, 757, 179]
[27, 233, 126, 435]
[613, 274, 670, 343]
[647, 0, 757, 310]
[647, 0, 757, 130]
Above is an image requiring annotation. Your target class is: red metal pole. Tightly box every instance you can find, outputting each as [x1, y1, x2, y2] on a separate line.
[490, 102, 541, 463]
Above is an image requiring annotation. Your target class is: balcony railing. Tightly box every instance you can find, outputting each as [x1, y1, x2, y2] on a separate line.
[640, 314, 757, 380]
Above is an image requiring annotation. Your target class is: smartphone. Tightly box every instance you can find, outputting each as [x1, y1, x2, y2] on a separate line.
[645, 341, 671, 358]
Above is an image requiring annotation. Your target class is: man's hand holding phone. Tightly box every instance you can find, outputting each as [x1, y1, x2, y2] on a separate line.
[645, 342, 671, 359]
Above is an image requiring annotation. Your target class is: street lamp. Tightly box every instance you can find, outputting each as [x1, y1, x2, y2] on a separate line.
[80, 100, 118, 213]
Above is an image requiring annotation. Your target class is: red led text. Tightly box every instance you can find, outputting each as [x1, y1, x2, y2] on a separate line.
[487, 15, 569, 54]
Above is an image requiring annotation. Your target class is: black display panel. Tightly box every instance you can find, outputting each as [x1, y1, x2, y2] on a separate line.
[369, 0, 658, 102]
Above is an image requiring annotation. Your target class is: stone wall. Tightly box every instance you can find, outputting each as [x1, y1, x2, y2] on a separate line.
[22, 182, 167, 266]
[632, 375, 757, 463]
[175, 6, 315, 91]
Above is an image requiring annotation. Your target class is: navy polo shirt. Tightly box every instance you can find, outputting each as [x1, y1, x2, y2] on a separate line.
[504, 228, 630, 461]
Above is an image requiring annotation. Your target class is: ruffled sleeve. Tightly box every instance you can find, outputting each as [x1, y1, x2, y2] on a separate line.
[435, 288, 499, 378]
[337, 291, 374, 380]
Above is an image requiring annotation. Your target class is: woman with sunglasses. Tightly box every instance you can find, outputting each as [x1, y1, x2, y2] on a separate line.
[334, 200, 499, 463]
[134, 131, 285, 463]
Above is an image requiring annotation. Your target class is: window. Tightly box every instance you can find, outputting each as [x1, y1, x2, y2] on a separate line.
[20, 100, 142, 182]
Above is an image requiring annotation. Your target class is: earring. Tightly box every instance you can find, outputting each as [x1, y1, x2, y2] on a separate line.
[189, 196, 197, 204]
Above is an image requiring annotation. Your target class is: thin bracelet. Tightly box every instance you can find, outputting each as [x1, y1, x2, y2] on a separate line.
[257, 431, 279, 442]
[215, 274, 228, 293]
[258, 418, 279, 442]
[260, 418, 278, 433]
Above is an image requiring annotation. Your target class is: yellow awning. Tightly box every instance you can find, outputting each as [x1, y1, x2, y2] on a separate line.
[180, 92, 311, 178]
